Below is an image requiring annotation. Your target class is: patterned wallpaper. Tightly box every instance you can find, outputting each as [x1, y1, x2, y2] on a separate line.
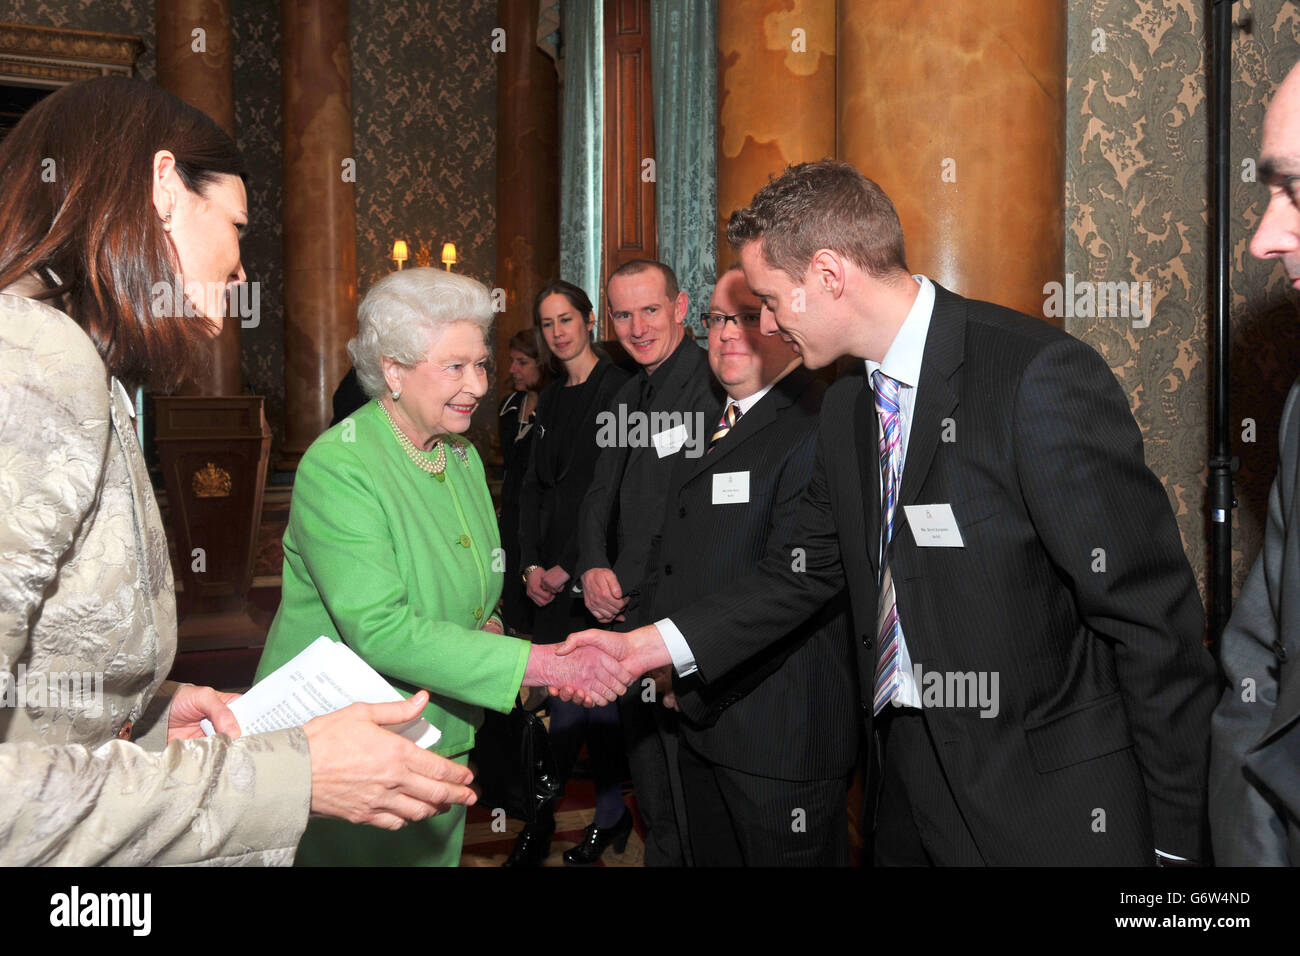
[349, 0, 499, 455]
[1066, 0, 1300, 602]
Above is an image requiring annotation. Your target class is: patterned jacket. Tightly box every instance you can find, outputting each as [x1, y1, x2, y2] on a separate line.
[0, 284, 310, 865]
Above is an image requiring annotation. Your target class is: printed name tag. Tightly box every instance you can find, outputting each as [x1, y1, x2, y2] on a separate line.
[903, 503, 965, 547]
[712, 471, 750, 505]
[653, 423, 689, 458]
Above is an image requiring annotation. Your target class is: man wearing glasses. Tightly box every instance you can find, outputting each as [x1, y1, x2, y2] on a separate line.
[1211, 60, 1300, 865]
[639, 265, 858, 865]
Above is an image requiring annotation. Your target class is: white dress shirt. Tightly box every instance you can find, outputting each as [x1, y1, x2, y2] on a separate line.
[659, 277, 936, 679]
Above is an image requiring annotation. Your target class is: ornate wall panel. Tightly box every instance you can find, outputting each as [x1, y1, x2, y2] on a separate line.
[1066, 0, 1300, 603]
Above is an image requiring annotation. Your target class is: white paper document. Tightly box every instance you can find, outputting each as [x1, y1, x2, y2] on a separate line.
[201, 636, 441, 749]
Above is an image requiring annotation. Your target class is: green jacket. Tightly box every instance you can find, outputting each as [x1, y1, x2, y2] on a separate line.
[256, 400, 529, 760]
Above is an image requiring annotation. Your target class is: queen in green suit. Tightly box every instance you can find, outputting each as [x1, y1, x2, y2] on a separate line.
[256, 268, 633, 866]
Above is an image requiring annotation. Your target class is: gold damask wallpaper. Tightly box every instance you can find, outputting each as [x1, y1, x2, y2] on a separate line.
[1067, 0, 1300, 602]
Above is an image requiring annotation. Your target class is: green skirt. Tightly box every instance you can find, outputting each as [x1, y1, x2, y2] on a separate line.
[293, 753, 469, 867]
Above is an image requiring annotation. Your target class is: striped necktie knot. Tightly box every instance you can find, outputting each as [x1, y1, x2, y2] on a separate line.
[707, 402, 740, 453]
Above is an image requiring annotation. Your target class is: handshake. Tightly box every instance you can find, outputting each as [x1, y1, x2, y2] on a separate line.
[521, 625, 673, 707]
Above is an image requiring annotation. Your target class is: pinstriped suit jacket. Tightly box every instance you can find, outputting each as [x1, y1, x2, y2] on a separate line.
[672, 283, 1217, 865]
[644, 366, 858, 781]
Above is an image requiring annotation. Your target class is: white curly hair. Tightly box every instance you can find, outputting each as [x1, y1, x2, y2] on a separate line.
[347, 267, 495, 398]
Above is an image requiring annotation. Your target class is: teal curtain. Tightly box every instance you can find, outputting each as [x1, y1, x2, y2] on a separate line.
[651, 0, 717, 339]
[559, 0, 604, 310]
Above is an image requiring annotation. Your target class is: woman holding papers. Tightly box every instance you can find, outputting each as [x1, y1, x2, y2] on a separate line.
[0, 77, 484, 865]
[255, 267, 634, 866]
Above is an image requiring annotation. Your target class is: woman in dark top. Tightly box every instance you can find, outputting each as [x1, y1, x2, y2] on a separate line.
[505, 280, 632, 866]
[497, 329, 547, 634]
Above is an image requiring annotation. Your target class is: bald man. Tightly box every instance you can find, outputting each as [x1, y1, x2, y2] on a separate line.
[1211, 60, 1300, 866]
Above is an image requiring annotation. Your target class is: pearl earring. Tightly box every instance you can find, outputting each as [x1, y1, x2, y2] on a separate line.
[391, 389, 400, 401]
[162, 212, 172, 233]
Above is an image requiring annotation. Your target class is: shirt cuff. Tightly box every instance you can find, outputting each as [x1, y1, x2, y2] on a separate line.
[1155, 849, 1189, 862]
[656, 618, 697, 677]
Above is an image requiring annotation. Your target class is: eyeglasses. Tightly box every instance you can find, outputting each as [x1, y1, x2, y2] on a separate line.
[700, 311, 762, 329]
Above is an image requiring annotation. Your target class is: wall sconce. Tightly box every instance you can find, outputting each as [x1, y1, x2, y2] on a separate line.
[392, 239, 409, 270]
[441, 242, 457, 271]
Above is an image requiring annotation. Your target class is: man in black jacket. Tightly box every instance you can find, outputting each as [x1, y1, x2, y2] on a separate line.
[575, 259, 721, 865]
[560, 162, 1217, 866]
[644, 266, 858, 865]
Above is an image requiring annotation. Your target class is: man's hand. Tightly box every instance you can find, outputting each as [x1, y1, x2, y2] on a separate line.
[525, 567, 554, 607]
[303, 691, 476, 830]
[581, 567, 629, 623]
[541, 565, 570, 595]
[553, 624, 674, 703]
[167, 684, 241, 742]
[521, 642, 634, 706]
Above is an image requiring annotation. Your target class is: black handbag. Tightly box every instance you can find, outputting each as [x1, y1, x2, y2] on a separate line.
[468, 703, 563, 824]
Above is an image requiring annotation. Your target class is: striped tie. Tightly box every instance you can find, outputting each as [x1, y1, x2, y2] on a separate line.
[872, 370, 904, 715]
[707, 402, 740, 453]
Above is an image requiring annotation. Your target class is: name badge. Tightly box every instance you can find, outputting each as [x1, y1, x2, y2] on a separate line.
[903, 503, 965, 547]
[712, 471, 750, 505]
[653, 423, 689, 458]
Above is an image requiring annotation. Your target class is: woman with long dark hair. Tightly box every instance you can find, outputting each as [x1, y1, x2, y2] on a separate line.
[505, 280, 634, 866]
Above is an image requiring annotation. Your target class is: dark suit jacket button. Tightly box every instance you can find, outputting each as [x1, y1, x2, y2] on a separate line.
[861, 635, 873, 649]
[1274, 639, 1288, 662]
[664, 564, 673, 575]
[678, 506, 686, 518]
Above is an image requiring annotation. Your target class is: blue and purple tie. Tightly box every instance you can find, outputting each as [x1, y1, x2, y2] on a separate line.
[872, 370, 904, 715]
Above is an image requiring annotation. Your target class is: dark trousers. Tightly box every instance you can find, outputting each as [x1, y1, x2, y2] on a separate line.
[873, 708, 985, 866]
[677, 738, 851, 866]
[544, 695, 626, 828]
[619, 688, 690, 866]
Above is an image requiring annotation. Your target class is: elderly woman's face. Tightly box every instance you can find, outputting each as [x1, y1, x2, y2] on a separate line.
[391, 320, 490, 439]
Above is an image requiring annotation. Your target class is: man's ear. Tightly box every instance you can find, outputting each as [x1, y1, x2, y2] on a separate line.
[151, 149, 179, 223]
[674, 290, 690, 324]
[808, 249, 846, 298]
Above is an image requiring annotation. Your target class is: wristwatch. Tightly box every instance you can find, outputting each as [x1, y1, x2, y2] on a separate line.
[522, 564, 542, 585]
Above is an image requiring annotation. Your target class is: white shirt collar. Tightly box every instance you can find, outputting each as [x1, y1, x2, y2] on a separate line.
[728, 380, 775, 417]
[865, 274, 935, 389]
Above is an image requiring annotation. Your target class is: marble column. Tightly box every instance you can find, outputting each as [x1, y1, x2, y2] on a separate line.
[837, 0, 1066, 320]
[280, 0, 359, 465]
[496, 0, 559, 396]
[716, 0, 836, 272]
[156, 0, 241, 394]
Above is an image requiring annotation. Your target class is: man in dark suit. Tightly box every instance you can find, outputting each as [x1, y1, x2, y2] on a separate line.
[575, 259, 722, 866]
[559, 161, 1217, 865]
[1211, 60, 1300, 865]
[643, 266, 858, 866]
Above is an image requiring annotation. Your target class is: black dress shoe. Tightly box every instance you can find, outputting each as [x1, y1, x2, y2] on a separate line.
[562, 809, 634, 866]
[503, 821, 554, 867]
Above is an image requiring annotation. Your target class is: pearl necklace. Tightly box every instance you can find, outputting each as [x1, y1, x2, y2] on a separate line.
[377, 399, 469, 479]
